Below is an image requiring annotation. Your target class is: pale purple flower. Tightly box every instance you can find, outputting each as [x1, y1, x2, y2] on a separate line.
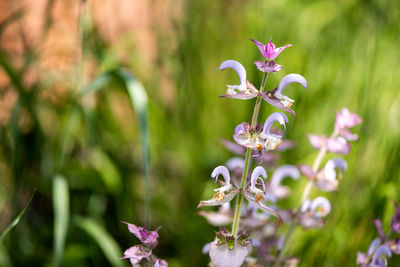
[391, 202, 400, 234]
[233, 123, 265, 151]
[259, 112, 289, 151]
[198, 203, 233, 226]
[198, 166, 280, 219]
[209, 229, 252, 267]
[250, 38, 292, 61]
[357, 242, 392, 267]
[243, 166, 280, 219]
[299, 197, 331, 228]
[261, 74, 307, 117]
[154, 258, 168, 267]
[335, 108, 362, 141]
[221, 139, 284, 167]
[217, 60, 259, 98]
[308, 134, 351, 155]
[122, 222, 161, 249]
[233, 113, 288, 153]
[314, 158, 347, 192]
[269, 165, 300, 199]
[197, 166, 239, 208]
[121, 245, 152, 265]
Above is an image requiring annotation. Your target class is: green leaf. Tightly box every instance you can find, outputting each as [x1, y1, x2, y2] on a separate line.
[0, 190, 35, 245]
[80, 69, 151, 224]
[115, 69, 151, 224]
[53, 175, 70, 267]
[74, 216, 125, 267]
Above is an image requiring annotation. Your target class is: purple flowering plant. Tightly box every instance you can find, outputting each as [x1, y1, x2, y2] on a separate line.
[196, 37, 369, 266]
[357, 202, 400, 267]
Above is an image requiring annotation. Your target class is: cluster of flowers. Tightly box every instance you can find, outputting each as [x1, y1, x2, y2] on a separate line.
[120, 222, 168, 266]
[357, 202, 400, 267]
[197, 37, 364, 266]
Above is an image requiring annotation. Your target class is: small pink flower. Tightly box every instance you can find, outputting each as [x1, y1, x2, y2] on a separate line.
[335, 108, 362, 140]
[308, 134, 351, 155]
[250, 38, 292, 61]
[120, 245, 152, 265]
[121, 222, 161, 249]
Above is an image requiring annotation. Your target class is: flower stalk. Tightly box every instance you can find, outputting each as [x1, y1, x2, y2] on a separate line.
[277, 130, 339, 262]
[232, 73, 268, 237]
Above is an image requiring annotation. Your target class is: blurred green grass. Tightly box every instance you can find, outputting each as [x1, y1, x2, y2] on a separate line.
[0, 0, 400, 266]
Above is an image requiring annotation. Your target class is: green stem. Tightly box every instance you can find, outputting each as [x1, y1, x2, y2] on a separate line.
[277, 131, 339, 263]
[231, 73, 268, 237]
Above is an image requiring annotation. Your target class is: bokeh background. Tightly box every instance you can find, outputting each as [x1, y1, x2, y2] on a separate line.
[0, 0, 399, 266]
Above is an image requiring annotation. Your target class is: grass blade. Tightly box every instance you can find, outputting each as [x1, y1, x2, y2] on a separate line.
[74, 216, 124, 267]
[0, 190, 35, 245]
[80, 69, 151, 224]
[115, 69, 150, 225]
[53, 175, 70, 267]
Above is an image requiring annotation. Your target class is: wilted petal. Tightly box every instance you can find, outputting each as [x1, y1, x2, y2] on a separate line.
[254, 60, 283, 73]
[310, 197, 331, 217]
[121, 245, 152, 265]
[270, 165, 300, 199]
[197, 190, 239, 208]
[391, 202, 400, 234]
[209, 238, 252, 267]
[122, 222, 160, 248]
[324, 158, 347, 180]
[218, 60, 247, 95]
[274, 73, 307, 103]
